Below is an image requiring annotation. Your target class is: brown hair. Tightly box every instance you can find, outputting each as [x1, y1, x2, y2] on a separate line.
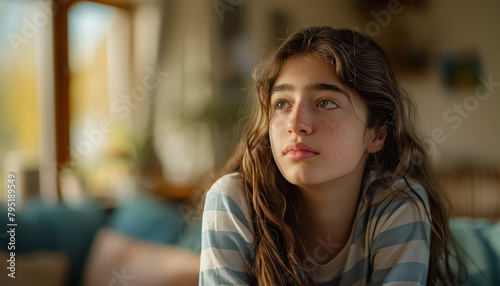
[222, 26, 465, 285]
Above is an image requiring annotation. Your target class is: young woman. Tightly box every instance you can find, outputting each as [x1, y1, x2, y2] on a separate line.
[199, 26, 464, 285]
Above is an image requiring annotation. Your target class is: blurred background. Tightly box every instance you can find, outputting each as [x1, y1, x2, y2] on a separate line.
[0, 0, 499, 285]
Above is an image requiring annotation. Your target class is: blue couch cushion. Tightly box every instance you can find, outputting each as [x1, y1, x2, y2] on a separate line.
[107, 194, 201, 252]
[0, 199, 105, 286]
[450, 218, 500, 285]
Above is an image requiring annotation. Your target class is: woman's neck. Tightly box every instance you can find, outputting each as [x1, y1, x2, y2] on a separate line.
[297, 160, 367, 263]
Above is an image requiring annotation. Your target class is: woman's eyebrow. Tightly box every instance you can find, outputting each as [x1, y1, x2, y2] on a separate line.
[270, 82, 348, 98]
[305, 83, 348, 97]
[270, 83, 294, 94]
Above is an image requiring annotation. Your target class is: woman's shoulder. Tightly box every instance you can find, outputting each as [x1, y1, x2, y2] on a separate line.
[205, 172, 252, 218]
[364, 171, 429, 203]
[207, 172, 245, 199]
[204, 172, 255, 234]
[362, 171, 430, 223]
[361, 172, 432, 242]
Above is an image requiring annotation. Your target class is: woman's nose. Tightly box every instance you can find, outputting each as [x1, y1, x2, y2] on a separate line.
[287, 103, 312, 135]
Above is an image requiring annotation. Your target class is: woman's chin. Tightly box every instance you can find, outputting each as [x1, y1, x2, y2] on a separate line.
[283, 171, 320, 187]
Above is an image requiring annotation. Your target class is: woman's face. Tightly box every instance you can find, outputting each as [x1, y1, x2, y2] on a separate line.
[269, 55, 378, 188]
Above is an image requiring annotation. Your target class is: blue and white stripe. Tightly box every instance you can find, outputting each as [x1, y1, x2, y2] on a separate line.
[199, 172, 431, 286]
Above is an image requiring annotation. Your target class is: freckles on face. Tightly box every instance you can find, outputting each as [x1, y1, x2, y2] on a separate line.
[269, 116, 287, 155]
[267, 55, 373, 186]
[317, 120, 360, 154]
[270, 115, 285, 136]
[317, 120, 348, 137]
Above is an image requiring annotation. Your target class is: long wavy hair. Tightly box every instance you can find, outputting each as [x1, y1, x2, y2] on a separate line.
[221, 26, 465, 285]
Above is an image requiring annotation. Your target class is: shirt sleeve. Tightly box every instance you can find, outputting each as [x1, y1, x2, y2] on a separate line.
[199, 174, 256, 286]
[370, 185, 431, 286]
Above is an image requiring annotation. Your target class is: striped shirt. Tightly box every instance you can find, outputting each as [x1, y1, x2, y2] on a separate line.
[199, 171, 431, 286]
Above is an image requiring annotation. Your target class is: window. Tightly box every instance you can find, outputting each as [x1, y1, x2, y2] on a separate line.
[0, 1, 43, 205]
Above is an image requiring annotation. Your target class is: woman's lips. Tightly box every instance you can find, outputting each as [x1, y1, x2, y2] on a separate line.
[285, 150, 318, 159]
[284, 143, 319, 159]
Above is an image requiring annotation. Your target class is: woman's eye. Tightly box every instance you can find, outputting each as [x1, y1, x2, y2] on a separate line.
[275, 101, 290, 109]
[317, 99, 337, 109]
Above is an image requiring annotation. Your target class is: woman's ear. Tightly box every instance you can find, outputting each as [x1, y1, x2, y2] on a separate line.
[366, 126, 387, 153]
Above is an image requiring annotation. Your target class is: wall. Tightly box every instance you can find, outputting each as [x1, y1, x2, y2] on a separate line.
[238, 0, 500, 170]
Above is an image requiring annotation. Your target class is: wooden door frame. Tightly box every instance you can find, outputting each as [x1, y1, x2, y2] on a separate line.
[52, 0, 133, 199]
